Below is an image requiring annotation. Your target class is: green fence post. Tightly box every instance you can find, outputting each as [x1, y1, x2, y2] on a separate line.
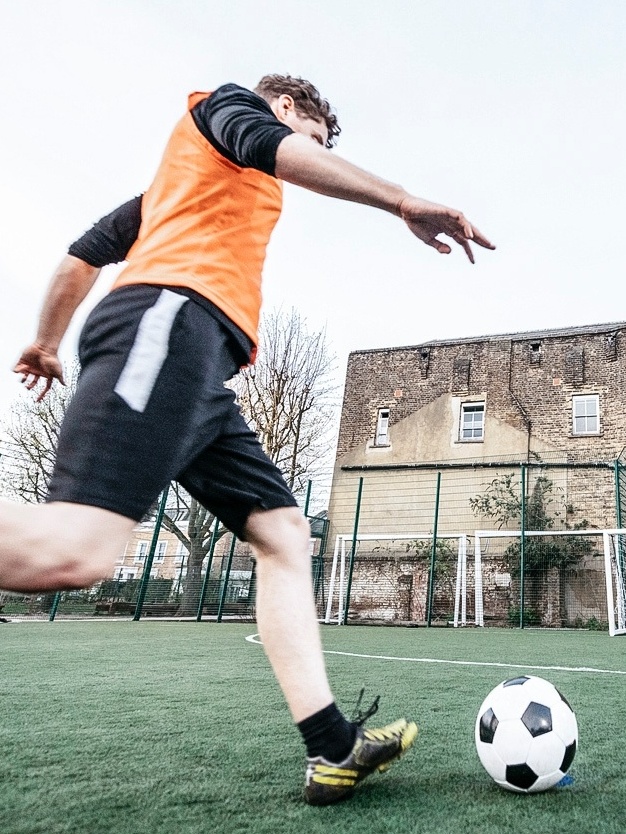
[48, 592, 61, 622]
[519, 464, 527, 629]
[216, 534, 237, 623]
[196, 519, 220, 622]
[133, 485, 169, 621]
[304, 480, 313, 517]
[426, 471, 442, 627]
[342, 477, 364, 625]
[111, 567, 123, 603]
[615, 459, 623, 529]
[247, 559, 257, 613]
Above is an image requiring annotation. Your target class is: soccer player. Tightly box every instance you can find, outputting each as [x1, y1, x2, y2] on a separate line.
[1, 75, 494, 804]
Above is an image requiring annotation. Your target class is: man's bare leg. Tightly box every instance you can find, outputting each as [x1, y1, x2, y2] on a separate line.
[245, 506, 418, 805]
[0, 501, 136, 592]
[244, 506, 333, 722]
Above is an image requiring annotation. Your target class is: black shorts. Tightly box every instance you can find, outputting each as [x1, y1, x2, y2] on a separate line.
[47, 285, 297, 538]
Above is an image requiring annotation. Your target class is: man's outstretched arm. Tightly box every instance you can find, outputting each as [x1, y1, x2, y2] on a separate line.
[14, 195, 142, 400]
[274, 133, 495, 264]
[14, 256, 102, 400]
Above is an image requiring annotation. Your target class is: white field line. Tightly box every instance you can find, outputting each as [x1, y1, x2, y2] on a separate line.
[245, 633, 626, 676]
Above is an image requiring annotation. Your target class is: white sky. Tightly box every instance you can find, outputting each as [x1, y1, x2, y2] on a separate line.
[1, 0, 625, 425]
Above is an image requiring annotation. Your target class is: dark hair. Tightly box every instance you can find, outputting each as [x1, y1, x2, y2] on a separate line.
[254, 74, 340, 148]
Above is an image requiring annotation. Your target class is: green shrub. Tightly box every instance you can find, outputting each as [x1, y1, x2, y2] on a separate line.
[507, 606, 541, 627]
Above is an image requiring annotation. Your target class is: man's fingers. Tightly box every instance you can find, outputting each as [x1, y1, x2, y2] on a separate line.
[460, 238, 475, 264]
[15, 366, 62, 399]
[24, 374, 40, 390]
[470, 225, 496, 250]
[451, 233, 475, 264]
[457, 214, 474, 240]
[36, 378, 53, 402]
[428, 238, 452, 255]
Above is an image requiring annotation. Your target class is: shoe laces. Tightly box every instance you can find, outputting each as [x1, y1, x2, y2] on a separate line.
[350, 687, 380, 726]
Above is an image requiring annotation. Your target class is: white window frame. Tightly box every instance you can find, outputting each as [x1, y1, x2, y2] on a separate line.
[154, 541, 167, 563]
[118, 567, 137, 581]
[134, 541, 149, 563]
[375, 408, 390, 446]
[459, 402, 485, 442]
[572, 394, 600, 435]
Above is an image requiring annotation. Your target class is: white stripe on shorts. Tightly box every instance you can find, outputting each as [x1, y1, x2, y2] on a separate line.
[114, 289, 188, 412]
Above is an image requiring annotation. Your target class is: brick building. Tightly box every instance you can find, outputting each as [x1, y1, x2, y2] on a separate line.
[334, 321, 625, 466]
[325, 322, 626, 626]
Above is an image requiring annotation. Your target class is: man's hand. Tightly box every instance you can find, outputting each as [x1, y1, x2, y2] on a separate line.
[13, 344, 65, 402]
[10, 255, 101, 402]
[398, 196, 495, 264]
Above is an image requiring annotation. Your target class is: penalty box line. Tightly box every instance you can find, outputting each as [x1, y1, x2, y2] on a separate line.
[245, 633, 626, 676]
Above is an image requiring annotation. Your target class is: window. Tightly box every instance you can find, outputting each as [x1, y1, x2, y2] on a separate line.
[460, 402, 485, 441]
[572, 395, 599, 435]
[134, 541, 148, 563]
[154, 541, 167, 563]
[375, 408, 390, 445]
[529, 341, 542, 364]
[119, 568, 137, 581]
[174, 542, 187, 565]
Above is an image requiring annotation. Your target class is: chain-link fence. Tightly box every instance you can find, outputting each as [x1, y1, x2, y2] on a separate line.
[0, 535, 260, 623]
[2, 457, 623, 631]
[0, 481, 328, 623]
[320, 454, 624, 631]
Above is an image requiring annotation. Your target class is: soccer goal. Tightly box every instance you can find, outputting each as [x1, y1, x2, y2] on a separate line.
[462, 528, 626, 636]
[323, 532, 467, 625]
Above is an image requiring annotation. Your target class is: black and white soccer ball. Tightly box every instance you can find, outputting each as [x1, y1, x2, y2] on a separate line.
[475, 675, 578, 793]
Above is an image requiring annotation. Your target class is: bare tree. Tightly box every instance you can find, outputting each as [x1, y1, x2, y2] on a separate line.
[233, 308, 337, 498]
[0, 362, 79, 503]
[158, 483, 226, 617]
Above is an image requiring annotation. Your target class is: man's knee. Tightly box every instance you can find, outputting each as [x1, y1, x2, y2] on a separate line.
[244, 506, 310, 556]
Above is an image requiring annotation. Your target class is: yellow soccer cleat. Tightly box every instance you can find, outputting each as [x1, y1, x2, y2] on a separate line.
[304, 718, 418, 805]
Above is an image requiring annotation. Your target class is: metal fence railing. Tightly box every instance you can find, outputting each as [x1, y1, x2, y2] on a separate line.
[0, 481, 328, 623]
[321, 454, 623, 631]
[2, 457, 623, 633]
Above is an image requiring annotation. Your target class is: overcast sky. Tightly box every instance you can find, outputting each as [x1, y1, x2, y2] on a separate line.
[1, 0, 624, 425]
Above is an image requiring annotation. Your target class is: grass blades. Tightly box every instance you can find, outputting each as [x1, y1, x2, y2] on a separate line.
[1, 622, 624, 834]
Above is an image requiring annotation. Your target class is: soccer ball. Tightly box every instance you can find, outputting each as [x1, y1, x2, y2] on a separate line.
[475, 675, 578, 793]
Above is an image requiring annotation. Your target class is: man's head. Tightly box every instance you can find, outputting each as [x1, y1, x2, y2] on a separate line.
[254, 74, 340, 149]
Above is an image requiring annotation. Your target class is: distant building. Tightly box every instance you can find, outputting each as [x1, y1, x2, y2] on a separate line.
[325, 322, 626, 626]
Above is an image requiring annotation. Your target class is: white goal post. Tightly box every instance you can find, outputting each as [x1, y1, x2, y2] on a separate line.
[468, 528, 626, 636]
[324, 532, 467, 625]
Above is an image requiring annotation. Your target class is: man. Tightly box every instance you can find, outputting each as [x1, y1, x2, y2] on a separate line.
[2, 75, 494, 804]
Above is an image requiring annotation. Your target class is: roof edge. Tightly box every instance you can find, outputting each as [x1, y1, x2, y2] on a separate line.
[349, 321, 625, 357]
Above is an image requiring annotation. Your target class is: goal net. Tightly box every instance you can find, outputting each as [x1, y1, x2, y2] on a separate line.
[323, 532, 466, 625]
[463, 528, 626, 636]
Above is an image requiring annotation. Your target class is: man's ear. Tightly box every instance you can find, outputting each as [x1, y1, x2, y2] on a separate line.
[277, 94, 295, 116]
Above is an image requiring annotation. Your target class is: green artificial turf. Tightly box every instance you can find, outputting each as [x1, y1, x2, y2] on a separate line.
[1, 621, 624, 834]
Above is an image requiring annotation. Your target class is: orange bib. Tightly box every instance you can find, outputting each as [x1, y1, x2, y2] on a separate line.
[114, 92, 283, 351]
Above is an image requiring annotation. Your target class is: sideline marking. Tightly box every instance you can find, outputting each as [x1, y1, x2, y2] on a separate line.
[245, 633, 626, 676]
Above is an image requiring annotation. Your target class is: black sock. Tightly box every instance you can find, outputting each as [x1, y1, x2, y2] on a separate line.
[297, 702, 357, 762]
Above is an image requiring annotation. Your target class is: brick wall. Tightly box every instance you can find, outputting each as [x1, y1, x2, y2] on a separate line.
[336, 323, 626, 460]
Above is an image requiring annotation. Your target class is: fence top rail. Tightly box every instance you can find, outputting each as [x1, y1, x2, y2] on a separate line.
[335, 532, 466, 542]
[341, 460, 615, 472]
[474, 528, 626, 538]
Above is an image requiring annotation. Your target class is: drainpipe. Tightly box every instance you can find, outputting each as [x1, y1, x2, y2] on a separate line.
[508, 341, 532, 461]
